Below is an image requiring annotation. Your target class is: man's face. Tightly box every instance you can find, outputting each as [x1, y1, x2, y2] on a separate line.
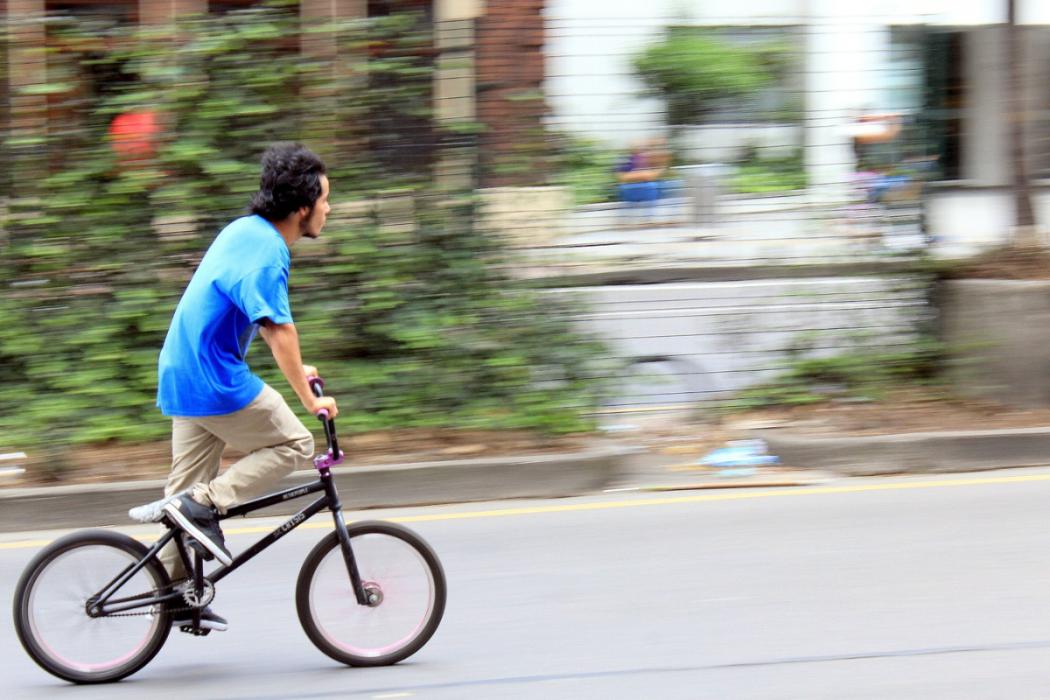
[300, 175, 331, 240]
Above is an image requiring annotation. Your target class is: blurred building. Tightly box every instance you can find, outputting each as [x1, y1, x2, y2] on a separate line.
[8, 0, 1050, 247]
[546, 0, 1050, 247]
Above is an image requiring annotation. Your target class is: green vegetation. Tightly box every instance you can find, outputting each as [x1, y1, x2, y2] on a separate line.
[0, 4, 609, 456]
[633, 30, 788, 125]
[731, 339, 945, 410]
[551, 135, 619, 206]
[727, 149, 808, 194]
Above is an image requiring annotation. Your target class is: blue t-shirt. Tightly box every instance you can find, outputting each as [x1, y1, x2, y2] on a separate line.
[157, 215, 293, 417]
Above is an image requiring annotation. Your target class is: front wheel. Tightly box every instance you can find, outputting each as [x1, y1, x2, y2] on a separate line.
[12, 530, 171, 684]
[296, 520, 446, 666]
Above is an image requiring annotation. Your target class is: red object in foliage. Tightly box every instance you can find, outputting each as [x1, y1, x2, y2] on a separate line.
[108, 110, 159, 160]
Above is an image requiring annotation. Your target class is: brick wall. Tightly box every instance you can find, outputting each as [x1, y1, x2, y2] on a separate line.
[474, 0, 547, 187]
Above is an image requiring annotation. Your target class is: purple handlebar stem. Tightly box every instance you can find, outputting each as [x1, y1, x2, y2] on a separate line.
[313, 449, 344, 471]
[308, 375, 325, 392]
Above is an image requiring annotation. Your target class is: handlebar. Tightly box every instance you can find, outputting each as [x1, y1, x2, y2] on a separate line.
[307, 375, 340, 466]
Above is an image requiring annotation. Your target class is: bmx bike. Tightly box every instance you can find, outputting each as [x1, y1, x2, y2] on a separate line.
[12, 377, 447, 684]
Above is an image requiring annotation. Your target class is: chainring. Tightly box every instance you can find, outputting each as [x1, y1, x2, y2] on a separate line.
[178, 579, 216, 609]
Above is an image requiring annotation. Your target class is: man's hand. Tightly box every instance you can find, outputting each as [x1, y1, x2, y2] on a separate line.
[301, 365, 335, 417]
[306, 395, 338, 419]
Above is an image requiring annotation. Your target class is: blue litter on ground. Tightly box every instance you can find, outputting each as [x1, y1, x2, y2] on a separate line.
[698, 439, 779, 477]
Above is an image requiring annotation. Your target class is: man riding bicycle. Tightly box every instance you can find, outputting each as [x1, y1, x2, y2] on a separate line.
[130, 142, 338, 631]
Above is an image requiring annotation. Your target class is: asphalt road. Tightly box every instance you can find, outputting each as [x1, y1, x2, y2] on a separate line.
[5, 468, 1050, 699]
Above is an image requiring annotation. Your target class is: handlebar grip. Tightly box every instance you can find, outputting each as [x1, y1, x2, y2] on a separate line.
[309, 378, 339, 463]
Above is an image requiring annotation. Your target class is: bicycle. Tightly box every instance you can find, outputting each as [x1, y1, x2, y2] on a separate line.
[11, 377, 447, 684]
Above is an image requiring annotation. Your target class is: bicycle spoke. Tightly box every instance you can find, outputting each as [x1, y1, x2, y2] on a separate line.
[23, 544, 164, 675]
[307, 532, 437, 659]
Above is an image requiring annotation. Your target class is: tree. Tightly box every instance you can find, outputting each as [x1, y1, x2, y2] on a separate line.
[633, 30, 783, 127]
[1007, 0, 1037, 244]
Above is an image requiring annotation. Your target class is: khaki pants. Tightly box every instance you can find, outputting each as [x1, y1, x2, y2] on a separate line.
[160, 384, 314, 579]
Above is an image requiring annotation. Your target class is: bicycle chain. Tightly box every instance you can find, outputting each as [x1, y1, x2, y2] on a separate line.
[104, 607, 191, 618]
[98, 601, 198, 618]
[94, 584, 204, 618]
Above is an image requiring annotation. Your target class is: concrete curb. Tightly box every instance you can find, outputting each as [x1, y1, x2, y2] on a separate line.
[523, 260, 922, 287]
[0, 445, 638, 533]
[755, 427, 1050, 476]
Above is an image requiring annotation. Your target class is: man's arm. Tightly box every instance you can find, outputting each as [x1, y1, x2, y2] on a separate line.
[258, 320, 338, 417]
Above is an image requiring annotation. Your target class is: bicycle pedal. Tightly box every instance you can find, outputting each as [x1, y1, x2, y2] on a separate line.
[178, 624, 211, 637]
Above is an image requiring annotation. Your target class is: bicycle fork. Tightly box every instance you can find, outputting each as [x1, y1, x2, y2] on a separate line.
[322, 473, 375, 607]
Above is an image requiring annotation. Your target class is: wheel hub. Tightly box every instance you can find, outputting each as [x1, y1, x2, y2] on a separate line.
[363, 582, 383, 607]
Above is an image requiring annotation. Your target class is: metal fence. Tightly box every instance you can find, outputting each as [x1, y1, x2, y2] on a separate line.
[3, 2, 1040, 427]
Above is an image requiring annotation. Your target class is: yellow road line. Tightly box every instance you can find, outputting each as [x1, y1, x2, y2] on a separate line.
[3, 471, 1050, 551]
[1, 539, 52, 550]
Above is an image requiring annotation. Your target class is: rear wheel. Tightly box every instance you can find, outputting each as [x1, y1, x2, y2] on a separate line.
[296, 521, 446, 666]
[13, 530, 171, 683]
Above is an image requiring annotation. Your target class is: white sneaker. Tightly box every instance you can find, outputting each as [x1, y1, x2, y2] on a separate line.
[128, 492, 183, 523]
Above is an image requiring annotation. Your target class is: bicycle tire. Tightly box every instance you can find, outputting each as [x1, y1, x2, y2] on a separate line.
[13, 529, 172, 684]
[296, 520, 446, 667]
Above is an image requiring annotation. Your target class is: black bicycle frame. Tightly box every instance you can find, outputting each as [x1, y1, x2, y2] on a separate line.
[92, 475, 368, 617]
[92, 378, 367, 617]
[211, 471, 366, 603]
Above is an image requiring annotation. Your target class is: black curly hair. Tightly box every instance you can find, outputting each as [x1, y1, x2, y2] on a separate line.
[249, 143, 327, 222]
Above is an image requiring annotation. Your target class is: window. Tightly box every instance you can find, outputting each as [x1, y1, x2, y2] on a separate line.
[1024, 27, 1050, 179]
[888, 27, 965, 181]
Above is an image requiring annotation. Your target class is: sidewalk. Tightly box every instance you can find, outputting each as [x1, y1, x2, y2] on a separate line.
[4, 410, 1050, 533]
[0, 406, 828, 534]
[0, 443, 633, 533]
[608, 448, 831, 494]
[537, 195, 927, 276]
